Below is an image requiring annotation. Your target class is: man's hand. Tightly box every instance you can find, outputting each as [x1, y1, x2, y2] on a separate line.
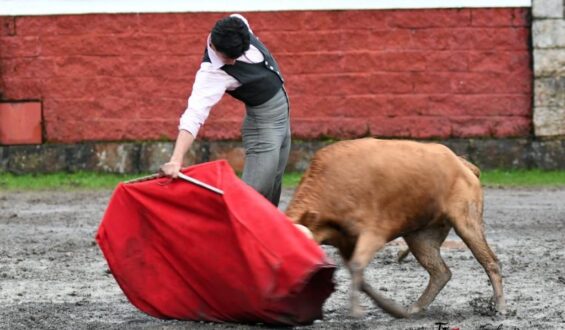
[159, 161, 182, 178]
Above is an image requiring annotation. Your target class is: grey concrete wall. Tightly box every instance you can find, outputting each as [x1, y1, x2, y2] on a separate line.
[533, 0, 565, 136]
[2, 139, 565, 175]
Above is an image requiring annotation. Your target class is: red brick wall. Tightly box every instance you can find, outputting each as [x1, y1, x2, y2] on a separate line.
[0, 8, 532, 143]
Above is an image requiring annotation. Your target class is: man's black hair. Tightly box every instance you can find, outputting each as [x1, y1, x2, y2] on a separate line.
[211, 16, 251, 59]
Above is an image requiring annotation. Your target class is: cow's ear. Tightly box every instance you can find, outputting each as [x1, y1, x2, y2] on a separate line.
[300, 211, 320, 228]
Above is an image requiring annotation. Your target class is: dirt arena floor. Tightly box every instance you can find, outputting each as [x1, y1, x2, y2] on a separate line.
[1, 186, 564, 329]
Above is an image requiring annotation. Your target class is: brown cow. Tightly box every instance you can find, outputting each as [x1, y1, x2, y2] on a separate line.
[285, 138, 506, 318]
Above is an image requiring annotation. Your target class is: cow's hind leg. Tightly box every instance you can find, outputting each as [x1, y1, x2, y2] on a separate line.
[404, 223, 452, 316]
[449, 200, 506, 315]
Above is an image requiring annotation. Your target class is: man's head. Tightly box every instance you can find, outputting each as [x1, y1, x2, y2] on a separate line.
[211, 16, 250, 63]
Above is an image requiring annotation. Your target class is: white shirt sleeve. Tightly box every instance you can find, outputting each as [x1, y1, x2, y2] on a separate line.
[178, 62, 240, 137]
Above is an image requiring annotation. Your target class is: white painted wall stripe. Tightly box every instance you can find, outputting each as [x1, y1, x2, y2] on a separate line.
[0, 0, 532, 16]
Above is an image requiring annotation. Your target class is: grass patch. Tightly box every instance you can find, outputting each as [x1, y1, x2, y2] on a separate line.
[282, 172, 303, 188]
[1, 169, 565, 191]
[480, 169, 565, 187]
[287, 170, 565, 188]
[0, 172, 148, 190]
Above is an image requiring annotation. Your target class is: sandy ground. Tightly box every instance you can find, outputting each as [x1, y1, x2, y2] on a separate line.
[0, 186, 564, 330]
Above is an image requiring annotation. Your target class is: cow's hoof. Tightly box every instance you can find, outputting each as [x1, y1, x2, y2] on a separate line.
[350, 305, 364, 319]
[397, 248, 410, 263]
[406, 304, 423, 316]
[496, 304, 507, 316]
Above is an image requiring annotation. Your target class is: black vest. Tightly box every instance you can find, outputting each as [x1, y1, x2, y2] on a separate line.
[202, 35, 284, 106]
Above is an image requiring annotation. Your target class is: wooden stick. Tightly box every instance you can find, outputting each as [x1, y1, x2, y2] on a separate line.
[123, 173, 161, 184]
[123, 172, 224, 195]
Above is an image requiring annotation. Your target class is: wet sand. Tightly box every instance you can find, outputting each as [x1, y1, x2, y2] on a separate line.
[1, 187, 564, 329]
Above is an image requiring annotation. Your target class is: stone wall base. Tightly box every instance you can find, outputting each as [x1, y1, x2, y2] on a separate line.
[1, 138, 565, 174]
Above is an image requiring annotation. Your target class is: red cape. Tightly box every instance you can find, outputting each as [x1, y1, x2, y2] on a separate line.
[96, 160, 335, 325]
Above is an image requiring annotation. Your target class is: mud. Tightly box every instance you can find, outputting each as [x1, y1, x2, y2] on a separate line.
[1, 187, 564, 329]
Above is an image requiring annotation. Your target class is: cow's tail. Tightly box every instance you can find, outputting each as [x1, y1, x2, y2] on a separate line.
[457, 156, 480, 178]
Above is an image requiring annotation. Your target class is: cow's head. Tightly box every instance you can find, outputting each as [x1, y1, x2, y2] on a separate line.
[297, 210, 359, 261]
[293, 223, 314, 240]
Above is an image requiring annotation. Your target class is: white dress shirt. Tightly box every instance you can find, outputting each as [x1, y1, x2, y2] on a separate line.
[178, 14, 265, 137]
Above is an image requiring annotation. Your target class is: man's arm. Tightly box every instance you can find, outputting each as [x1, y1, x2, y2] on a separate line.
[159, 129, 195, 178]
[160, 61, 238, 178]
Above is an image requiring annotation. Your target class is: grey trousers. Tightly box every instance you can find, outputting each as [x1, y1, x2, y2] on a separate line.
[241, 88, 291, 206]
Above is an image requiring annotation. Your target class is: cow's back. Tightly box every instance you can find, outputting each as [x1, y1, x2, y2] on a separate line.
[286, 138, 480, 231]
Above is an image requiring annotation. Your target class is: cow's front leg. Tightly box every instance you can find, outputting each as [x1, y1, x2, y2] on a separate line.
[348, 261, 365, 318]
[361, 281, 409, 318]
[347, 232, 386, 318]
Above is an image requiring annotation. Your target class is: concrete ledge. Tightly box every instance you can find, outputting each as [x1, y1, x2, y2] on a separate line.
[532, 0, 564, 18]
[1, 138, 565, 174]
[534, 107, 565, 136]
[533, 20, 565, 48]
[534, 49, 565, 77]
